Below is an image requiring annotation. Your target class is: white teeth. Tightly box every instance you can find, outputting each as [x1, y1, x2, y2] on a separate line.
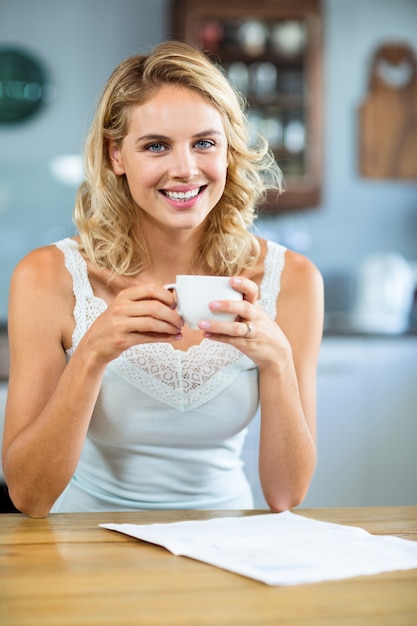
[164, 188, 200, 201]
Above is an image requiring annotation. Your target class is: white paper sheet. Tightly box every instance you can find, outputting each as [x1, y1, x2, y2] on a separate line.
[100, 511, 417, 586]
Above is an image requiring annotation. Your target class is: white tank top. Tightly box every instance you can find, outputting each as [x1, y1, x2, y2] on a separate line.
[51, 238, 286, 512]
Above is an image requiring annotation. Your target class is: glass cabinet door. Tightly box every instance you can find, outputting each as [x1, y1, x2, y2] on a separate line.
[172, 0, 323, 213]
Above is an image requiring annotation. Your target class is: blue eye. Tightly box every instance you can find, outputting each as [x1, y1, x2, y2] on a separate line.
[146, 142, 167, 152]
[195, 139, 215, 149]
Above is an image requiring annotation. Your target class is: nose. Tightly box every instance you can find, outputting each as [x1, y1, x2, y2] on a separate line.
[170, 146, 199, 180]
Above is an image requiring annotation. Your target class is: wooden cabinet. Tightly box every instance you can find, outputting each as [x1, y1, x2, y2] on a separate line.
[172, 0, 323, 212]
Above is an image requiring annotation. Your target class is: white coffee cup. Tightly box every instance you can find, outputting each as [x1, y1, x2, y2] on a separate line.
[165, 275, 242, 330]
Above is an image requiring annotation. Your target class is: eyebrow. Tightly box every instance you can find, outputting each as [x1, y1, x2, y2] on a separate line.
[135, 129, 224, 144]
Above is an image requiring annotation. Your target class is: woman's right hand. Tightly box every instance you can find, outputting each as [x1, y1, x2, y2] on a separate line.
[84, 282, 184, 364]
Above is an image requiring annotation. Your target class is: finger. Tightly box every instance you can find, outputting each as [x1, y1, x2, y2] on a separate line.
[208, 297, 252, 321]
[109, 299, 183, 335]
[230, 276, 259, 303]
[107, 315, 183, 351]
[123, 283, 178, 309]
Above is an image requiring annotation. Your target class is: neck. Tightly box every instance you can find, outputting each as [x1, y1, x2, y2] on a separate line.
[141, 224, 208, 281]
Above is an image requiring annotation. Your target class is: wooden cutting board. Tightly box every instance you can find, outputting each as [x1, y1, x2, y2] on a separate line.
[359, 43, 417, 179]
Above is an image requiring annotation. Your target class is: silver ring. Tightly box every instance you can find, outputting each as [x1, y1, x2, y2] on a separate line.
[243, 321, 253, 338]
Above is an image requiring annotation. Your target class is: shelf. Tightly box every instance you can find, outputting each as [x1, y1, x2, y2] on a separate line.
[172, 0, 323, 212]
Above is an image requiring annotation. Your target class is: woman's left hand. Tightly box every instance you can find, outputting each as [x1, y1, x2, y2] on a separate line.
[198, 276, 288, 369]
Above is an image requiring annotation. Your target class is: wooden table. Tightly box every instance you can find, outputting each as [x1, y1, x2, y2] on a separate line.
[1, 507, 416, 625]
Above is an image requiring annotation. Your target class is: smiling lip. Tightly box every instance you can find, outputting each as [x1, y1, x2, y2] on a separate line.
[161, 186, 206, 207]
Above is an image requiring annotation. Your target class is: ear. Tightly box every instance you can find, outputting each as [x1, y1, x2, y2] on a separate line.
[108, 140, 125, 175]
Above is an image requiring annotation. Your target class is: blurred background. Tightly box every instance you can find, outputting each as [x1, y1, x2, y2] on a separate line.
[1, 0, 416, 510]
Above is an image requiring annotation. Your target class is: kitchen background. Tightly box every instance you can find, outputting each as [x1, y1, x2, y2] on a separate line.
[1, 0, 416, 510]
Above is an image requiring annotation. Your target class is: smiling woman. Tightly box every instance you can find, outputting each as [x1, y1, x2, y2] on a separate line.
[3, 41, 323, 518]
[107, 85, 229, 237]
[75, 41, 281, 277]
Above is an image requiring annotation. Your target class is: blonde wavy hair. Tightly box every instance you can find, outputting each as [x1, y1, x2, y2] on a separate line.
[74, 40, 283, 276]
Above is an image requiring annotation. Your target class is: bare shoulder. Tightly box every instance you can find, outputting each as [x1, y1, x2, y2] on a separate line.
[277, 248, 324, 347]
[9, 243, 74, 349]
[12, 244, 67, 284]
[11, 243, 74, 307]
[281, 248, 323, 296]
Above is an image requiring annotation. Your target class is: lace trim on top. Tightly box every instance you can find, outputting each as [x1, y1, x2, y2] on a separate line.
[54, 238, 286, 411]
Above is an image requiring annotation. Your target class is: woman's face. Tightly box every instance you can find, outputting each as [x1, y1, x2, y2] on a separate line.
[109, 85, 229, 236]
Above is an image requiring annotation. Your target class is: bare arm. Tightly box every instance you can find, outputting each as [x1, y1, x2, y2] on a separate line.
[257, 251, 323, 511]
[200, 249, 324, 511]
[2, 245, 182, 517]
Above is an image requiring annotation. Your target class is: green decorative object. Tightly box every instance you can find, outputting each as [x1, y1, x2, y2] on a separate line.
[0, 47, 49, 124]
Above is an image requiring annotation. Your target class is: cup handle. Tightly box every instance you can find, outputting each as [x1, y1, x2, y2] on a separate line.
[163, 284, 182, 316]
